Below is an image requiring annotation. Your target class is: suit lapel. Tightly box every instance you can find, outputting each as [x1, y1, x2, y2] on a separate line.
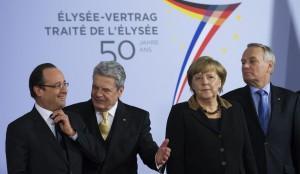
[240, 86, 265, 135]
[105, 101, 129, 161]
[31, 108, 69, 165]
[268, 85, 282, 135]
[85, 101, 103, 140]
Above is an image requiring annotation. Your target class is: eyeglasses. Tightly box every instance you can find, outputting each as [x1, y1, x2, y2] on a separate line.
[39, 82, 69, 89]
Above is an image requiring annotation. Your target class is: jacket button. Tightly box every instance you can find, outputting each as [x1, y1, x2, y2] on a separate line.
[221, 161, 227, 166]
[220, 148, 225, 152]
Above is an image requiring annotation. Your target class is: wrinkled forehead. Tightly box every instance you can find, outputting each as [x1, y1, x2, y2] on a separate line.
[242, 47, 265, 60]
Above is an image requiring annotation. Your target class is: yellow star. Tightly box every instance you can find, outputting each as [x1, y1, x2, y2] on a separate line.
[232, 33, 240, 41]
[220, 48, 228, 55]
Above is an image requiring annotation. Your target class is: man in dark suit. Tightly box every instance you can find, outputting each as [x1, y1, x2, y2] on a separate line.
[223, 43, 300, 174]
[66, 61, 170, 174]
[6, 63, 105, 174]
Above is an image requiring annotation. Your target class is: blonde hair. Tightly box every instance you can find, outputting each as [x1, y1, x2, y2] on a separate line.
[187, 56, 227, 92]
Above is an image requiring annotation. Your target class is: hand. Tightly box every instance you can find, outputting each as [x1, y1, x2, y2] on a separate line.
[51, 109, 76, 136]
[155, 138, 171, 166]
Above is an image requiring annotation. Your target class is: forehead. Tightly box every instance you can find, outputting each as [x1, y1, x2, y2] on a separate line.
[43, 68, 64, 82]
[242, 47, 264, 60]
[194, 70, 217, 76]
[93, 74, 116, 87]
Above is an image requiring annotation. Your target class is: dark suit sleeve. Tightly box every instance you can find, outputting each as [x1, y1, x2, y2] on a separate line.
[137, 111, 159, 171]
[6, 123, 29, 174]
[166, 105, 185, 174]
[292, 95, 300, 173]
[238, 105, 258, 174]
[68, 112, 105, 165]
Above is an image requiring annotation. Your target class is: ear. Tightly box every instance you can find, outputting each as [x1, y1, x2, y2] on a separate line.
[33, 86, 44, 97]
[267, 61, 274, 73]
[118, 86, 124, 97]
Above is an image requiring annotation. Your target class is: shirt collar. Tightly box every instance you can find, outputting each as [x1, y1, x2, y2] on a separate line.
[96, 100, 118, 118]
[35, 103, 53, 122]
[250, 83, 271, 95]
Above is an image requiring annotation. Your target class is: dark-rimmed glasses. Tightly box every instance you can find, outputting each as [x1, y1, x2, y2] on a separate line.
[39, 82, 69, 89]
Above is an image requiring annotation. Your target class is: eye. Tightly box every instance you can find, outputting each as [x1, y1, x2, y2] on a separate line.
[249, 59, 257, 64]
[54, 82, 62, 88]
[92, 85, 99, 90]
[102, 88, 112, 93]
[194, 76, 203, 80]
[208, 75, 215, 79]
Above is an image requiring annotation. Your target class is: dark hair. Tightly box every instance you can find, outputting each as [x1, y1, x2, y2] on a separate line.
[29, 63, 56, 98]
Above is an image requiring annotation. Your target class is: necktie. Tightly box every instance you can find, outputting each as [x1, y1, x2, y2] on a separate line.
[50, 114, 66, 150]
[256, 90, 269, 134]
[55, 124, 63, 144]
[99, 111, 110, 140]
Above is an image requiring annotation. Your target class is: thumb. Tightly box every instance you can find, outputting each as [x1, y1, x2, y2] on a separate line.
[160, 138, 169, 148]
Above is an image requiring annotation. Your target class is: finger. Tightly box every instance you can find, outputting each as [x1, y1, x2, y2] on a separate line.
[160, 138, 169, 148]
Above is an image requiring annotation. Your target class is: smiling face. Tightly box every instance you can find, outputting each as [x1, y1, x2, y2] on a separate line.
[191, 70, 222, 101]
[34, 68, 67, 111]
[91, 74, 123, 112]
[241, 46, 273, 88]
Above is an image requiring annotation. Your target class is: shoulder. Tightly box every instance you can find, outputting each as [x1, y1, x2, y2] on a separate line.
[7, 110, 35, 133]
[271, 85, 299, 100]
[222, 86, 250, 104]
[121, 102, 149, 115]
[172, 101, 189, 110]
[223, 86, 247, 97]
[66, 100, 91, 109]
[167, 102, 190, 118]
[65, 100, 93, 113]
[272, 85, 295, 95]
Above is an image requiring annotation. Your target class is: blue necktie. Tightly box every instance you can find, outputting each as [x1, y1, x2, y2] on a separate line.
[256, 90, 269, 134]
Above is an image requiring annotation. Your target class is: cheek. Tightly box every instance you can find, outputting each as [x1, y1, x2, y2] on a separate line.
[191, 80, 200, 88]
[213, 80, 221, 90]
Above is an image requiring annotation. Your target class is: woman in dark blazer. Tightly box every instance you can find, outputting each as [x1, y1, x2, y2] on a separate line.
[166, 56, 258, 174]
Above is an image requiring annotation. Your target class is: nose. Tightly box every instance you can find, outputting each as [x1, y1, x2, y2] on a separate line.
[202, 76, 209, 84]
[242, 61, 250, 68]
[95, 89, 104, 97]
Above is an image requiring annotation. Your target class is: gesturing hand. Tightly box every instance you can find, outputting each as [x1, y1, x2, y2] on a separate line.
[51, 109, 76, 136]
[155, 138, 171, 166]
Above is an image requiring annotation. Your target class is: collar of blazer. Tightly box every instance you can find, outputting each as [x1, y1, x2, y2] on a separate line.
[188, 95, 232, 111]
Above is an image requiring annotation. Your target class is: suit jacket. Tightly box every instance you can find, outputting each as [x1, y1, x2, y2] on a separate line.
[66, 100, 159, 174]
[6, 107, 105, 174]
[165, 96, 257, 174]
[223, 85, 300, 174]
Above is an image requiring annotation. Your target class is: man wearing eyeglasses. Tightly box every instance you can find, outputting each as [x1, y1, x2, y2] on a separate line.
[223, 43, 300, 174]
[6, 63, 105, 174]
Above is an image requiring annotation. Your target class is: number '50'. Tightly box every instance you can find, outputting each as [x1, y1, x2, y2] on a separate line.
[100, 40, 135, 61]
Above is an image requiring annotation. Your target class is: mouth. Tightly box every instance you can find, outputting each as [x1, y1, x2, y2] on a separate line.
[58, 95, 66, 100]
[243, 72, 252, 75]
[92, 98, 105, 104]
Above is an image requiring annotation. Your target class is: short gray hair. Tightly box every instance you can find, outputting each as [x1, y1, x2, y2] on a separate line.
[247, 43, 276, 65]
[93, 61, 126, 89]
